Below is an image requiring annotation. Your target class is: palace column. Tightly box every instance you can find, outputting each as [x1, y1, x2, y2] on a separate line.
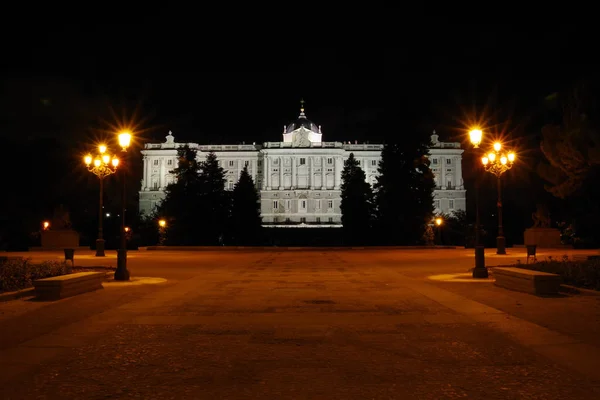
[291, 156, 296, 189]
[279, 156, 284, 189]
[309, 156, 313, 189]
[321, 156, 326, 189]
[159, 158, 165, 189]
[440, 156, 445, 188]
[266, 157, 271, 190]
[334, 157, 342, 189]
[455, 155, 462, 189]
[142, 156, 148, 190]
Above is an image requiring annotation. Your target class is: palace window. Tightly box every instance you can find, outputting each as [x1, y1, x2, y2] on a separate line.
[432, 159, 438, 164]
[328, 200, 333, 209]
[434, 200, 440, 209]
[316, 217, 321, 223]
[273, 201, 278, 210]
[228, 181, 234, 190]
[153, 160, 159, 166]
[285, 200, 291, 209]
[446, 159, 452, 164]
[229, 160, 234, 167]
[371, 160, 377, 166]
[300, 158, 306, 165]
[300, 217, 306, 223]
[258, 160, 262, 166]
[316, 200, 321, 209]
[167, 159, 173, 166]
[327, 158, 333, 164]
[449, 199, 454, 209]
[328, 217, 333, 223]
[245, 160, 249, 167]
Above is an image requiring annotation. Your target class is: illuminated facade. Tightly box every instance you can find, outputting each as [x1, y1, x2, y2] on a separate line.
[139, 106, 466, 225]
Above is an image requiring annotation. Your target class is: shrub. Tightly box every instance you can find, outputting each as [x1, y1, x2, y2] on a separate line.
[0, 258, 71, 292]
[517, 257, 600, 290]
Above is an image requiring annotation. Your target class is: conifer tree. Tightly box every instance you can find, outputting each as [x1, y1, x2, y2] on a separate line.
[230, 165, 262, 245]
[340, 153, 374, 245]
[373, 140, 435, 245]
[155, 145, 202, 245]
[197, 151, 230, 245]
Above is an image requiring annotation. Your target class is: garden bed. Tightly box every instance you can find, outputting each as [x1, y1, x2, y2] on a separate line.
[511, 256, 600, 291]
[0, 258, 72, 294]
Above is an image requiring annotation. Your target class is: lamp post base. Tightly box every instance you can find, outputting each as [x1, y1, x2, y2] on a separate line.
[496, 236, 506, 255]
[472, 246, 488, 278]
[95, 239, 105, 257]
[114, 249, 130, 281]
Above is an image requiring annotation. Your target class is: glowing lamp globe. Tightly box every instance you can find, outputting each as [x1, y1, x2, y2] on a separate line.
[469, 129, 483, 147]
[118, 132, 132, 150]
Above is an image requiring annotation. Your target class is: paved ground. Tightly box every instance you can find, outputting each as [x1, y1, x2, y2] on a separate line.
[1, 248, 600, 399]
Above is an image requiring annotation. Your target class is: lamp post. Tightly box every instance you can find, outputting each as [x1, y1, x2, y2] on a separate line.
[115, 132, 132, 281]
[84, 145, 119, 257]
[468, 129, 487, 278]
[435, 217, 443, 245]
[482, 142, 516, 255]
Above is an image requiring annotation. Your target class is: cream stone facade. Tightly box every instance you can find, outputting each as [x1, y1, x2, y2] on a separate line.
[139, 106, 466, 226]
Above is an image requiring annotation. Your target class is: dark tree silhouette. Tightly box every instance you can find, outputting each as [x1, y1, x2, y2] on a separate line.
[230, 166, 262, 245]
[373, 139, 435, 245]
[340, 153, 374, 245]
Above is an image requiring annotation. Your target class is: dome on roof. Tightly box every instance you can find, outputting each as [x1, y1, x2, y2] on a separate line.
[285, 100, 320, 134]
[286, 117, 320, 134]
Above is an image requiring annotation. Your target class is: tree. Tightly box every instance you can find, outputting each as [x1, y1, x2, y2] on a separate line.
[537, 85, 600, 245]
[373, 140, 435, 245]
[230, 165, 262, 245]
[340, 153, 374, 245]
[197, 151, 230, 245]
[155, 145, 203, 245]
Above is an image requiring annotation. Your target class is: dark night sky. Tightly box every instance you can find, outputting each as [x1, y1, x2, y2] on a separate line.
[2, 21, 594, 147]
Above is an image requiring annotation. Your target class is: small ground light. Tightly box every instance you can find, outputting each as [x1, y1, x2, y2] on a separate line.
[43, 221, 50, 230]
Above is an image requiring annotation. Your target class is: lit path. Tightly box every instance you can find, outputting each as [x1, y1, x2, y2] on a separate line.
[1, 248, 599, 398]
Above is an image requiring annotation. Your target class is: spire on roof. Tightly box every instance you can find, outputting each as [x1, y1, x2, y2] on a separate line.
[299, 98, 306, 119]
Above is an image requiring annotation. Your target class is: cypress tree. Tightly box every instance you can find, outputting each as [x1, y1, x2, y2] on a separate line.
[340, 153, 374, 245]
[230, 165, 262, 245]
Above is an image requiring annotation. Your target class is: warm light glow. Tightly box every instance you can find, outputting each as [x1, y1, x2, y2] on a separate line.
[158, 219, 166, 228]
[124, 226, 130, 232]
[84, 155, 92, 165]
[482, 157, 489, 165]
[43, 221, 50, 230]
[435, 218, 443, 226]
[99, 144, 107, 154]
[493, 142, 501, 152]
[112, 158, 119, 167]
[488, 153, 496, 161]
[94, 159, 101, 167]
[500, 156, 508, 165]
[102, 154, 110, 164]
[118, 132, 132, 150]
[508, 153, 515, 162]
[469, 129, 483, 147]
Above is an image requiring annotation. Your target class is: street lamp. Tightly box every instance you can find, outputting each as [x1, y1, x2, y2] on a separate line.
[84, 145, 119, 257]
[158, 219, 167, 245]
[435, 217, 443, 245]
[482, 142, 516, 255]
[469, 128, 487, 278]
[115, 131, 132, 281]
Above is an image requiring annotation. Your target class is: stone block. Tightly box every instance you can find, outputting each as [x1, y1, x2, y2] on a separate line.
[524, 228, 561, 248]
[41, 230, 80, 249]
[493, 267, 562, 295]
[33, 272, 104, 300]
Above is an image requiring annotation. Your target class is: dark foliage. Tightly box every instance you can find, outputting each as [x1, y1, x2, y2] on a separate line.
[373, 139, 435, 245]
[340, 153, 374, 245]
[229, 166, 262, 245]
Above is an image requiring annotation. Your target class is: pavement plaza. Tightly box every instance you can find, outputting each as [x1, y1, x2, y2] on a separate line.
[1, 247, 600, 399]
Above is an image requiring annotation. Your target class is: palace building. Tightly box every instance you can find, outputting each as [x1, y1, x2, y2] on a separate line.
[139, 104, 466, 226]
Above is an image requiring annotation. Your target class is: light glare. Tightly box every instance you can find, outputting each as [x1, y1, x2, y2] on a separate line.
[493, 142, 501, 152]
[469, 129, 483, 147]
